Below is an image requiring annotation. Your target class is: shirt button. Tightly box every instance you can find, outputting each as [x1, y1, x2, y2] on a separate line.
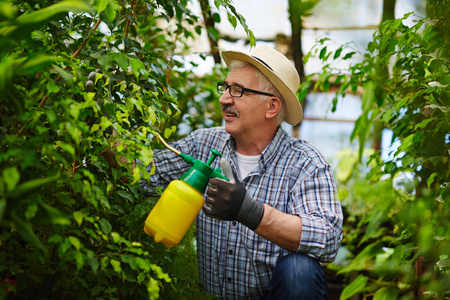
[232, 221, 237, 226]
[227, 277, 232, 282]
[228, 249, 233, 254]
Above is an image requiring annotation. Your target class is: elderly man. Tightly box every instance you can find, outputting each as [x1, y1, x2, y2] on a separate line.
[142, 45, 343, 299]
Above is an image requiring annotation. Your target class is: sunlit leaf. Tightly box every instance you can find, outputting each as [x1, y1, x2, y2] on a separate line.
[3, 167, 20, 192]
[73, 211, 83, 227]
[39, 203, 71, 225]
[110, 259, 122, 273]
[69, 236, 81, 250]
[373, 287, 398, 300]
[339, 275, 368, 300]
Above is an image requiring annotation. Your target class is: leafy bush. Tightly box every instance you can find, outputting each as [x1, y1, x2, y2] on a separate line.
[309, 2, 449, 299]
[0, 0, 252, 298]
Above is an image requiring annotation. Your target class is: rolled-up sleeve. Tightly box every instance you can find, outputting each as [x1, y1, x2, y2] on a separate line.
[292, 162, 343, 263]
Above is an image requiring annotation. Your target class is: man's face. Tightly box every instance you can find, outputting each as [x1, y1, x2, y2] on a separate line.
[218, 66, 268, 138]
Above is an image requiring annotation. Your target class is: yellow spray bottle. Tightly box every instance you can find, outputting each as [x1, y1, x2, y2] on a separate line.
[144, 133, 227, 247]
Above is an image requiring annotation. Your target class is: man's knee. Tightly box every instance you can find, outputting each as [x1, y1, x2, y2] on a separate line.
[275, 253, 321, 281]
[267, 253, 328, 299]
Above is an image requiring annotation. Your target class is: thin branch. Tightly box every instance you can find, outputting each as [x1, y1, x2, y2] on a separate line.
[73, 18, 101, 59]
[15, 95, 49, 137]
[123, 1, 134, 53]
[74, 158, 92, 170]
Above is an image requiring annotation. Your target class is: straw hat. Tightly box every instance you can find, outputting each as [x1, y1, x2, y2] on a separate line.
[221, 45, 302, 125]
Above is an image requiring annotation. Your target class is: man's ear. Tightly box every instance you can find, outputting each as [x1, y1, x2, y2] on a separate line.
[266, 97, 282, 119]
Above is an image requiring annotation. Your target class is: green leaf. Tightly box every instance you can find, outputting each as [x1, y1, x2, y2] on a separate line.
[319, 47, 327, 60]
[111, 232, 120, 243]
[206, 26, 220, 42]
[7, 170, 60, 199]
[99, 218, 112, 234]
[65, 122, 82, 145]
[86, 257, 99, 273]
[98, 54, 114, 70]
[340, 275, 368, 300]
[114, 53, 129, 71]
[53, 65, 74, 86]
[93, 0, 108, 13]
[131, 166, 141, 185]
[361, 207, 388, 244]
[115, 190, 134, 202]
[54, 141, 75, 156]
[0, 2, 18, 20]
[351, 81, 376, 160]
[150, 264, 171, 283]
[19, 55, 59, 75]
[104, 0, 120, 23]
[228, 15, 237, 28]
[135, 257, 150, 272]
[342, 51, 356, 60]
[397, 134, 414, 154]
[17, 0, 92, 24]
[213, 12, 221, 23]
[11, 212, 47, 254]
[110, 259, 122, 273]
[333, 47, 343, 60]
[414, 118, 434, 130]
[69, 236, 81, 250]
[338, 242, 384, 274]
[25, 203, 38, 220]
[39, 203, 71, 225]
[129, 57, 145, 80]
[3, 167, 20, 192]
[73, 211, 84, 227]
[427, 172, 438, 188]
[147, 277, 160, 299]
[373, 287, 399, 300]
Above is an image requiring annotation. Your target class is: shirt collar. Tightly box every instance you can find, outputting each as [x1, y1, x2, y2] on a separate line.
[260, 126, 286, 167]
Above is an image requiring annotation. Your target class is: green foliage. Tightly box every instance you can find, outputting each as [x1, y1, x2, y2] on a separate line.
[309, 1, 450, 299]
[0, 0, 251, 298]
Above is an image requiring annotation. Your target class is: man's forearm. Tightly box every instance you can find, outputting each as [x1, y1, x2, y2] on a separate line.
[254, 204, 302, 252]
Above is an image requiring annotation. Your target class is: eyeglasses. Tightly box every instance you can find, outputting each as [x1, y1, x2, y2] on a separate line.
[217, 82, 275, 98]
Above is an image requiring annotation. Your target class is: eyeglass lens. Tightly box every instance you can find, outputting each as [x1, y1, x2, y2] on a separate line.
[217, 82, 243, 97]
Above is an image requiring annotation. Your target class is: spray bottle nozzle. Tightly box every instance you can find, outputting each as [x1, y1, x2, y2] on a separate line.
[155, 132, 228, 192]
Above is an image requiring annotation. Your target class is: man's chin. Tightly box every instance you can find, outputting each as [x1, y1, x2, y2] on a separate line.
[224, 122, 239, 135]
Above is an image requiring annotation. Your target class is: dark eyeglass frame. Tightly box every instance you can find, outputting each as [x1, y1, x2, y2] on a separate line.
[217, 82, 275, 98]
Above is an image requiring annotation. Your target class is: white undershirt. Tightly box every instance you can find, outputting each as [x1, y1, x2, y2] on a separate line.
[235, 152, 260, 179]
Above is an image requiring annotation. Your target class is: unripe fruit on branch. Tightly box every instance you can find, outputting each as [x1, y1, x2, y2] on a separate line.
[85, 80, 95, 92]
[88, 71, 97, 82]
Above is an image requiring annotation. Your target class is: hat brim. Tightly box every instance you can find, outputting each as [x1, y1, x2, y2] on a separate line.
[221, 50, 303, 126]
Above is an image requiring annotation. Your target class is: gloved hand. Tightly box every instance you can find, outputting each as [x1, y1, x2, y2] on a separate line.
[203, 158, 264, 230]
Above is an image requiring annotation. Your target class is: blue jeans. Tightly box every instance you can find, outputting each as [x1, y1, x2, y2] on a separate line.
[261, 253, 328, 300]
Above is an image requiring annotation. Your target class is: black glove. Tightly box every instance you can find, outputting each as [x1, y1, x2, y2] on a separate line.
[203, 159, 264, 230]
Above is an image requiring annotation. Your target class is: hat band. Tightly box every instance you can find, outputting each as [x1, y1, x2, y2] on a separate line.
[252, 56, 273, 71]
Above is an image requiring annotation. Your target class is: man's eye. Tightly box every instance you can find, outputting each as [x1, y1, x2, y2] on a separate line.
[230, 86, 242, 94]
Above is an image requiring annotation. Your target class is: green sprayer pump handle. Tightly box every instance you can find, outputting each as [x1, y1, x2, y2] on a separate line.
[179, 151, 228, 181]
[154, 132, 228, 192]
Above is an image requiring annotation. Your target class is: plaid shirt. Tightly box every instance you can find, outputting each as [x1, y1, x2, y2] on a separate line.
[141, 127, 343, 299]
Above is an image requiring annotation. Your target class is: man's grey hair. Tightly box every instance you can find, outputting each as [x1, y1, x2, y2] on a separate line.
[228, 60, 286, 125]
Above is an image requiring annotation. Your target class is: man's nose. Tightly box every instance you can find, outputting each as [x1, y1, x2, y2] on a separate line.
[218, 91, 233, 105]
